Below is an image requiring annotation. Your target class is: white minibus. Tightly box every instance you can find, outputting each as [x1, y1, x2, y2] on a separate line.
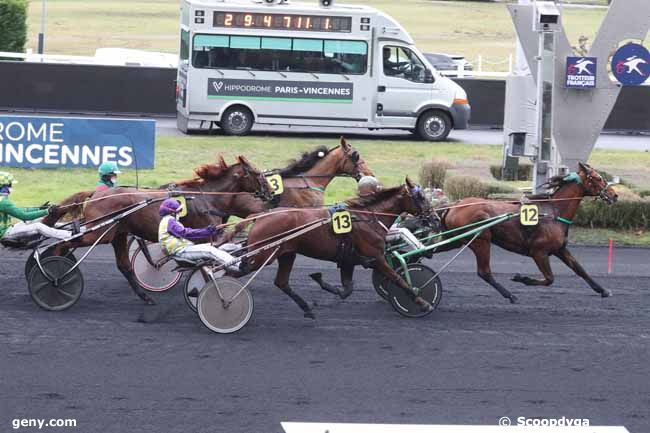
[176, 0, 470, 141]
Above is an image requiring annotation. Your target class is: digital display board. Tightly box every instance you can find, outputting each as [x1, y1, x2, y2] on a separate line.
[213, 12, 352, 33]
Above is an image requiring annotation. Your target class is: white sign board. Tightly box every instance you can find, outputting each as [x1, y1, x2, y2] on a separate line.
[282, 423, 630, 433]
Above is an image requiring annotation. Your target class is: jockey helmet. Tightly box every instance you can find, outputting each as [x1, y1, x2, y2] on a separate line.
[159, 198, 184, 216]
[0, 171, 17, 187]
[98, 162, 122, 177]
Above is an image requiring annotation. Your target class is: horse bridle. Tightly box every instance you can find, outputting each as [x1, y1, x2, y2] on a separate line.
[339, 146, 363, 181]
[240, 162, 274, 202]
[405, 184, 429, 216]
[583, 169, 615, 204]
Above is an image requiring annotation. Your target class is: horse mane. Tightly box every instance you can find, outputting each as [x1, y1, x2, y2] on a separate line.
[279, 146, 331, 176]
[545, 174, 582, 195]
[346, 185, 403, 209]
[175, 156, 232, 187]
[546, 174, 569, 190]
[525, 173, 582, 200]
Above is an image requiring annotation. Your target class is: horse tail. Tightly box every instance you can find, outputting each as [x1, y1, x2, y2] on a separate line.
[43, 190, 94, 226]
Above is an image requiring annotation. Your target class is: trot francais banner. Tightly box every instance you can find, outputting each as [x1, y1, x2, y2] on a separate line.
[0, 115, 155, 169]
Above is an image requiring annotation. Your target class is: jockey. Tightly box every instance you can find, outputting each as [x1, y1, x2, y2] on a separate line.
[357, 175, 424, 252]
[0, 172, 71, 242]
[357, 175, 382, 197]
[158, 198, 241, 274]
[96, 162, 121, 192]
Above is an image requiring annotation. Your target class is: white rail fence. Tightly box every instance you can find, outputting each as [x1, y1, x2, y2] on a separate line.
[438, 55, 514, 78]
[0, 49, 178, 68]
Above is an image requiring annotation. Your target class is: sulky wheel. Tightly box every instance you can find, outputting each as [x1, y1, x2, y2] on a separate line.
[28, 256, 84, 311]
[197, 277, 253, 334]
[372, 257, 423, 302]
[372, 269, 390, 301]
[25, 250, 77, 280]
[183, 268, 224, 313]
[131, 243, 182, 292]
[384, 264, 442, 318]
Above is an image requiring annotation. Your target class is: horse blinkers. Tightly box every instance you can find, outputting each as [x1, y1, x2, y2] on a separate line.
[406, 185, 428, 215]
[339, 146, 364, 181]
[584, 168, 618, 204]
[239, 162, 274, 202]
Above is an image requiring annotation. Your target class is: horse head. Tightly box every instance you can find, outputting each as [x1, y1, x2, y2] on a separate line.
[193, 155, 273, 202]
[232, 155, 274, 202]
[401, 176, 430, 216]
[577, 162, 618, 204]
[332, 137, 374, 181]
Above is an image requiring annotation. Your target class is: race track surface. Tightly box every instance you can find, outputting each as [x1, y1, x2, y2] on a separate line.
[1, 245, 649, 433]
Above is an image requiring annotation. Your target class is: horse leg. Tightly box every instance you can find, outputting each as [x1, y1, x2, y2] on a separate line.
[554, 247, 611, 297]
[512, 253, 555, 286]
[309, 264, 354, 300]
[112, 232, 156, 305]
[274, 253, 315, 319]
[470, 240, 518, 304]
[373, 258, 433, 312]
[339, 265, 355, 299]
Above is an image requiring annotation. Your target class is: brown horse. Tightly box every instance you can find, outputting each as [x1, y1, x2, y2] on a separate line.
[45, 137, 371, 226]
[51, 156, 272, 305]
[221, 138, 373, 242]
[439, 162, 618, 303]
[244, 178, 433, 319]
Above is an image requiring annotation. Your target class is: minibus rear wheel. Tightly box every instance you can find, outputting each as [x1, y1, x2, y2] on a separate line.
[417, 110, 451, 141]
[221, 106, 254, 136]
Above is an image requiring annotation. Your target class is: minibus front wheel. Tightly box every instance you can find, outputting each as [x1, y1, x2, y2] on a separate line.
[417, 110, 451, 142]
[221, 106, 254, 136]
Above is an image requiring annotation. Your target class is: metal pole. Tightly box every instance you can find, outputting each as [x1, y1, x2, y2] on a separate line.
[514, 0, 531, 75]
[37, 0, 46, 56]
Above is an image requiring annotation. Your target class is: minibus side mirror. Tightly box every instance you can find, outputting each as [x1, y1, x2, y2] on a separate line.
[424, 69, 435, 83]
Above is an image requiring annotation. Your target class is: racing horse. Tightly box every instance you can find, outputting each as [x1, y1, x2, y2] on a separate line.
[244, 177, 433, 319]
[45, 137, 371, 226]
[221, 137, 373, 240]
[438, 162, 618, 303]
[50, 156, 272, 305]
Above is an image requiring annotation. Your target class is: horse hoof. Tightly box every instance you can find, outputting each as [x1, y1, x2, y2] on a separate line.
[601, 289, 612, 298]
[512, 274, 523, 282]
[304, 310, 316, 320]
[338, 289, 353, 300]
[509, 295, 519, 304]
[415, 297, 433, 312]
[309, 273, 323, 283]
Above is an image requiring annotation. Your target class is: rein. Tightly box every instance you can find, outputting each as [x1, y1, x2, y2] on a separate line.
[56, 189, 262, 210]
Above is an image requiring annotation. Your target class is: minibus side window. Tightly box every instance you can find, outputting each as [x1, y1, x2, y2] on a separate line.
[382, 46, 426, 83]
[191, 33, 367, 75]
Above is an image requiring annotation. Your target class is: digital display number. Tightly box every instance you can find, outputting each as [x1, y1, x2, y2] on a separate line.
[214, 12, 352, 33]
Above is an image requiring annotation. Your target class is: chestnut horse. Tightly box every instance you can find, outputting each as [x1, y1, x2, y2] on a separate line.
[221, 137, 373, 241]
[50, 156, 272, 305]
[244, 178, 433, 319]
[439, 163, 618, 303]
[45, 137, 371, 227]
